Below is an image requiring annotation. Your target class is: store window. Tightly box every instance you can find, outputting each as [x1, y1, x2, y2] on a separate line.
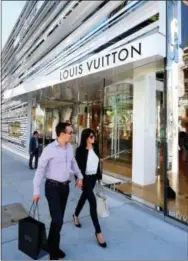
[32, 104, 45, 140]
[8, 122, 21, 137]
[166, 0, 188, 224]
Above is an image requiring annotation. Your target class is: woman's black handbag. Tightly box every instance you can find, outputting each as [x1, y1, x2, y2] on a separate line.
[18, 202, 48, 260]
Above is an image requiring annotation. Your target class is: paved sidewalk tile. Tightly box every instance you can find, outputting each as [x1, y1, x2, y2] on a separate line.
[2, 149, 188, 260]
[2, 207, 187, 260]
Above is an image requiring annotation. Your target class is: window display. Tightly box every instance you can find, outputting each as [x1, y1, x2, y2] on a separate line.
[45, 110, 53, 139]
[32, 105, 45, 137]
[61, 106, 72, 122]
[52, 116, 59, 140]
[8, 122, 21, 137]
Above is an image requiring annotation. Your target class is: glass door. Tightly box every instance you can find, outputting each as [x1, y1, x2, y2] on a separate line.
[102, 81, 133, 182]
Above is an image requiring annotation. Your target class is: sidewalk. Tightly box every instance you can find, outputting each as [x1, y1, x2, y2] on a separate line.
[2, 149, 188, 260]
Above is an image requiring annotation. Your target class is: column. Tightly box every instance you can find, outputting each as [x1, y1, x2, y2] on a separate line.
[132, 72, 156, 186]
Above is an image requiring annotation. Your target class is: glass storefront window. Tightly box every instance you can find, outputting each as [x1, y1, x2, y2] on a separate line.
[166, 0, 188, 224]
[32, 105, 45, 135]
[32, 104, 45, 148]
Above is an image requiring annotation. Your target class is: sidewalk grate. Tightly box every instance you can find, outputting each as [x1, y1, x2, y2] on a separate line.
[2, 203, 28, 228]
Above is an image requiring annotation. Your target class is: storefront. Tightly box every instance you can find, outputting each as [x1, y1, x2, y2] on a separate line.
[10, 30, 170, 221]
[2, 1, 188, 226]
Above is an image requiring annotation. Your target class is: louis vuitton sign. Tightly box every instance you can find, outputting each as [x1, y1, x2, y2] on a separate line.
[60, 42, 142, 82]
[4, 33, 166, 100]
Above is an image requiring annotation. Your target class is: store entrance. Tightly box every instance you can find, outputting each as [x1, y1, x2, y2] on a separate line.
[102, 81, 133, 181]
[73, 78, 134, 182]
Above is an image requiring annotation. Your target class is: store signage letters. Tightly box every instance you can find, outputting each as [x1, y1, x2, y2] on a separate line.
[4, 33, 165, 99]
[60, 42, 142, 81]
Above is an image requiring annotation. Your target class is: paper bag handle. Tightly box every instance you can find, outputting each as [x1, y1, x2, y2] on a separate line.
[28, 201, 40, 220]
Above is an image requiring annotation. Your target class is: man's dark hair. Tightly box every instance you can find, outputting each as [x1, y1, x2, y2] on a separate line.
[56, 122, 71, 137]
[33, 131, 38, 135]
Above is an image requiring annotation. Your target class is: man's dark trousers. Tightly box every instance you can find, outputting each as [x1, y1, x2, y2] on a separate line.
[29, 148, 39, 169]
[45, 179, 70, 256]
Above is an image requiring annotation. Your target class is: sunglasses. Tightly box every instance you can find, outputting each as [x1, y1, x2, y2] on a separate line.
[89, 134, 95, 139]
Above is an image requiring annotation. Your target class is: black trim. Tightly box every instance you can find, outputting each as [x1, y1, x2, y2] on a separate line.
[163, 57, 168, 216]
[163, 0, 168, 218]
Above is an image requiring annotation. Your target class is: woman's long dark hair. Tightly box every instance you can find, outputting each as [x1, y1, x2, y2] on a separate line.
[79, 128, 96, 148]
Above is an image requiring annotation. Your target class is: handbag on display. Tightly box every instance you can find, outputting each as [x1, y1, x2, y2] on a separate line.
[18, 202, 48, 260]
[96, 183, 109, 218]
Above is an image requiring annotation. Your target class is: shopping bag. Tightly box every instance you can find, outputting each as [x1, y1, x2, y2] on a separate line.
[18, 202, 48, 260]
[96, 183, 109, 218]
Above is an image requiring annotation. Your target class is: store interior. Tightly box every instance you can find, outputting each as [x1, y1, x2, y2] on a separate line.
[31, 64, 188, 224]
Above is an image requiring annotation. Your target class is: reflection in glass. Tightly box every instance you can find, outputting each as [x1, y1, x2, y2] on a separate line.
[102, 82, 133, 180]
[166, 0, 188, 224]
[167, 47, 188, 224]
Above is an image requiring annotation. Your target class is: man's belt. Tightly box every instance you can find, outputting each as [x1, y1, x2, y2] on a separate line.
[46, 179, 70, 186]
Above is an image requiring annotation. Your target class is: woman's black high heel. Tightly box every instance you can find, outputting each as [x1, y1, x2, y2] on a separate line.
[73, 214, 81, 228]
[95, 233, 107, 248]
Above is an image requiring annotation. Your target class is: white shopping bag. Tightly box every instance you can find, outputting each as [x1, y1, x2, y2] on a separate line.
[96, 183, 109, 218]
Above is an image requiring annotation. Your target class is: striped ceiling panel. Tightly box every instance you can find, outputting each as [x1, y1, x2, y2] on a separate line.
[2, 0, 160, 95]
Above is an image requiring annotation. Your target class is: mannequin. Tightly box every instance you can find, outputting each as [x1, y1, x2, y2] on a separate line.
[52, 116, 58, 141]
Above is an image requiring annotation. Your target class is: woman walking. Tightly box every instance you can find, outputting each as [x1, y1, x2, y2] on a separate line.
[73, 128, 107, 248]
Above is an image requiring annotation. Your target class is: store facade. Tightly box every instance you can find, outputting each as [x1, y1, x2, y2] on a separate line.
[2, 1, 188, 226]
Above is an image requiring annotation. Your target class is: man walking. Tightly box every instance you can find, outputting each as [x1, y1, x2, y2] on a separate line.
[33, 122, 83, 260]
[29, 131, 39, 169]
